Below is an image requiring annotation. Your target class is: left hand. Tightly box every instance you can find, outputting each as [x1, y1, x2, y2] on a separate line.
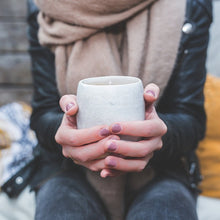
[100, 83, 167, 178]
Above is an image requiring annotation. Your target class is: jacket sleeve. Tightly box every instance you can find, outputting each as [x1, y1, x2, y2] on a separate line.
[152, 0, 212, 165]
[27, 1, 63, 154]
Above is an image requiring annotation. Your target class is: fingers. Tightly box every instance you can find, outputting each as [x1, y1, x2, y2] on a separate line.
[104, 153, 153, 173]
[104, 138, 162, 158]
[62, 136, 120, 173]
[56, 124, 112, 147]
[62, 135, 119, 162]
[143, 83, 160, 104]
[59, 94, 78, 116]
[109, 119, 167, 138]
[143, 84, 160, 119]
[75, 158, 106, 172]
[100, 169, 123, 178]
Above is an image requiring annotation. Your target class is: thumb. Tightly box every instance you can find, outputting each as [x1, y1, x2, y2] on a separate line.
[59, 94, 78, 116]
[143, 83, 160, 108]
[143, 84, 160, 119]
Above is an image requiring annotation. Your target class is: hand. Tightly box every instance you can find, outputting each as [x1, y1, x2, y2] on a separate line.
[100, 83, 167, 178]
[55, 95, 119, 172]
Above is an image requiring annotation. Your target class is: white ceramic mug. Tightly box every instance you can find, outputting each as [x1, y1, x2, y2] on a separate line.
[76, 76, 145, 129]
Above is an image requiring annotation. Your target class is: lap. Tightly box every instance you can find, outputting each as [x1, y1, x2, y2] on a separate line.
[35, 169, 107, 220]
[126, 177, 198, 220]
[35, 171, 198, 220]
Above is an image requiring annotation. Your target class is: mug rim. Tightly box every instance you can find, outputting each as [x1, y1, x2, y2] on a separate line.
[79, 76, 141, 86]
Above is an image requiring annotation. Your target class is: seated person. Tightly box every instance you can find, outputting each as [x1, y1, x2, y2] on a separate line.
[27, 0, 212, 219]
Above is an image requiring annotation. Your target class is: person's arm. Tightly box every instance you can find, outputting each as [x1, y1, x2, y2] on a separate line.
[152, 0, 213, 165]
[27, 2, 63, 154]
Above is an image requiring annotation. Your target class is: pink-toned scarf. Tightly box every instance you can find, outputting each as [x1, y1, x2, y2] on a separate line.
[35, 0, 186, 219]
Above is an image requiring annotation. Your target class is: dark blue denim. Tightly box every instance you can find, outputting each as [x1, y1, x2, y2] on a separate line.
[35, 170, 108, 220]
[35, 169, 198, 220]
[126, 178, 198, 220]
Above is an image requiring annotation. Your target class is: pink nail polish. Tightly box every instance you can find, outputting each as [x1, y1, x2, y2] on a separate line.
[108, 142, 117, 151]
[100, 128, 110, 137]
[112, 123, 121, 133]
[108, 159, 116, 167]
[145, 90, 155, 97]
[66, 102, 75, 111]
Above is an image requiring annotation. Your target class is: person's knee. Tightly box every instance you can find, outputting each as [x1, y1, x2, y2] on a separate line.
[35, 175, 107, 220]
[126, 179, 198, 220]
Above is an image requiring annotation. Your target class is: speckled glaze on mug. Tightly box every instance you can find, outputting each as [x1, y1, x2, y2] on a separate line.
[76, 76, 145, 129]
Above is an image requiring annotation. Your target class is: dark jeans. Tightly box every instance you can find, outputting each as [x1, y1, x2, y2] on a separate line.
[35, 169, 198, 220]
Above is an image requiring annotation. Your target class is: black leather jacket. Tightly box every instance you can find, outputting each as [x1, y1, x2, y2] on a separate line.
[26, 0, 212, 192]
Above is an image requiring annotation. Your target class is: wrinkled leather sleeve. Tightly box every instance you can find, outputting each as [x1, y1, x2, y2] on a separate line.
[152, 0, 212, 166]
[27, 3, 63, 154]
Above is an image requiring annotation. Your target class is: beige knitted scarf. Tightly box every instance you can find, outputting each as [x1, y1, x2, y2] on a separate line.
[35, 0, 186, 219]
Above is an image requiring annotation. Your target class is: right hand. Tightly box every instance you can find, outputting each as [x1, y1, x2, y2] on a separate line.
[55, 95, 119, 172]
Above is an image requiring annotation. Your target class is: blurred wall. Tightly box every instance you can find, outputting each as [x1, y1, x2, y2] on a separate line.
[0, 0, 219, 107]
[206, 0, 220, 77]
[0, 0, 32, 106]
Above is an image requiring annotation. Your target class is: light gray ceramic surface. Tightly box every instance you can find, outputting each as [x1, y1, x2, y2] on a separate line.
[76, 76, 145, 129]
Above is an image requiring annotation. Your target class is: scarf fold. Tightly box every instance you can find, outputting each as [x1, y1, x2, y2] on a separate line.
[35, 0, 186, 219]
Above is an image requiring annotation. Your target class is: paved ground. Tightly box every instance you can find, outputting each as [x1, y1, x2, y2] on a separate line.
[206, 0, 220, 77]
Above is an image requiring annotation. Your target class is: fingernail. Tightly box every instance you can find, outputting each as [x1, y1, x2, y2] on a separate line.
[101, 171, 108, 178]
[66, 102, 75, 112]
[100, 128, 110, 137]
[112, 123, 121, 133]
[145, 90, 155, 97]
[108, 159, 116, 167]
[108, 142, 117, 151]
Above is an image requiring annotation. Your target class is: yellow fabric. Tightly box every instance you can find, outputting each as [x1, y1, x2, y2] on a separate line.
[0, 102, 31, 152]
[197, 74, 220, 198]
[0, 129, 11, 150]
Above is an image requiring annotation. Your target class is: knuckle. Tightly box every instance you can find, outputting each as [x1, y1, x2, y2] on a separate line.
[139, 148, 150, 157]
[73, 152, 85, 163]
[160, 120, 167, 135]
[81, 156, 89, 163]
[69, 136, 78, 146]
[55, 132, 62, 144]
[144, 120, 159, 137]
[73, 151, 90, 163]
[89, 165, 99, 172]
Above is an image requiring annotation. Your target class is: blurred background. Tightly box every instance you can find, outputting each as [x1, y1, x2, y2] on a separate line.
[0, 0, 219, 106]
[0, 0, 32, 106]
[207, 0, 220, 78]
